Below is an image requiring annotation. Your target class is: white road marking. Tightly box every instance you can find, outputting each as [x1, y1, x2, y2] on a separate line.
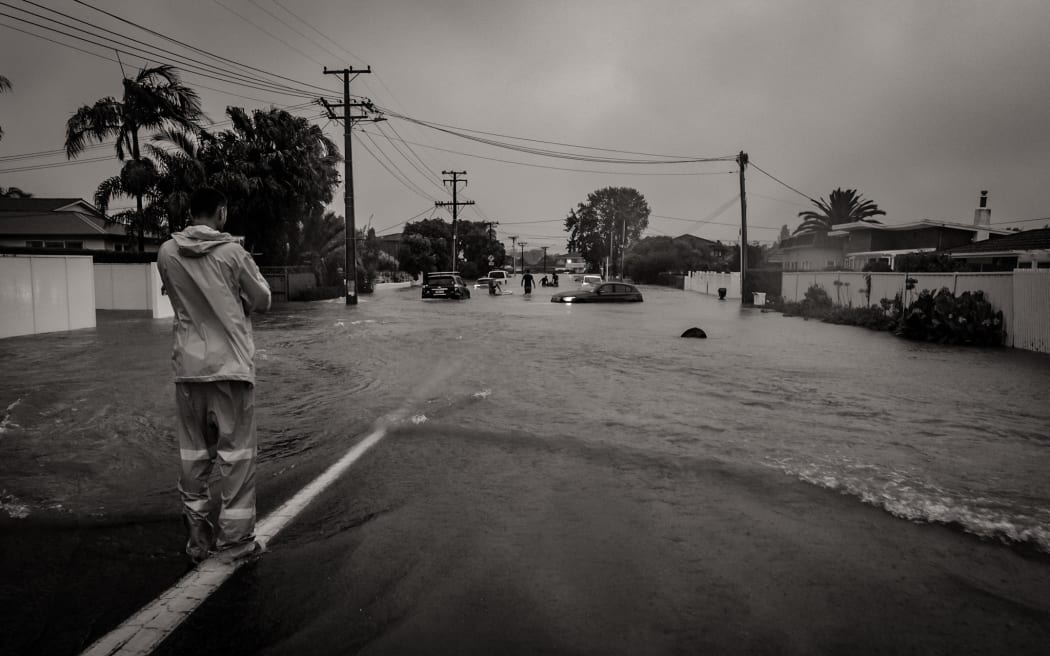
[79, 426, 388, 656]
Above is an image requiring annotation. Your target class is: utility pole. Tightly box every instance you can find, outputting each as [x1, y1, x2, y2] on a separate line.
[737, 150, 749, 305]
[619, 214, 628, 281]
[509, 235, 518, 274]
[434, 170, 474, 272]
[518, 241, 528, 273]
[541, 246, 549, 274]
[322, 66, 376, 305]
[485, 221, 499, 242]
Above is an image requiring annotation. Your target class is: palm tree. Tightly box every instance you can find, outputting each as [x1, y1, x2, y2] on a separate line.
[65, 65, 203, 251]
[794, 188, 885, 236]
[0, 186, 32, 198]
[0, 75, 11, 141]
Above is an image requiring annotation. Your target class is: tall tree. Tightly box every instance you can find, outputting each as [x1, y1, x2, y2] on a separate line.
[0, 75, 11, 141]
[794, 188, 884, 236]
[0, 186, 32, 198]
[65, 65, 203, 251]
[564, 187, 650, 276]
[196, 107, 340, 264]
[400, 218, 452, 273]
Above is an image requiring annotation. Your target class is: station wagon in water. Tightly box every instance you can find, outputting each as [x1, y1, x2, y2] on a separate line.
[551, 283, 644, 303]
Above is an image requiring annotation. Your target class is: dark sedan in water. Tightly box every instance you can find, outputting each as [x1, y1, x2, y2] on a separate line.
[551, 282, 643, 303]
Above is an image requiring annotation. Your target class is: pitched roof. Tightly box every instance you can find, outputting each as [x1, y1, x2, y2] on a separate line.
[0, 198, 100, 214]
[0, 211, 128, 237]
[828, 219, 1009, 235]
[945, 228, 1050, 255]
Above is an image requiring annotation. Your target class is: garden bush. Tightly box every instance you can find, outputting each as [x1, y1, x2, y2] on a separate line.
[896, 287, 1004, 345]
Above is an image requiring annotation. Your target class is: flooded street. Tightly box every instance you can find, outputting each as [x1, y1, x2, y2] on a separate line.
[2, 282, 1049, 654]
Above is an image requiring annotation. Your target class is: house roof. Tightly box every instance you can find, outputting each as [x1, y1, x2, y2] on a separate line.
[0, 198, 100, 214]
[0, 210, 128, 237]
[828, 219, 1010, 236]
[945, 228, 1050, 256]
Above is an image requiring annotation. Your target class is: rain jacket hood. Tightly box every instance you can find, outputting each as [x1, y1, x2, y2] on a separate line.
[157, 225, 271, 384]
[172, 224, 243, 257]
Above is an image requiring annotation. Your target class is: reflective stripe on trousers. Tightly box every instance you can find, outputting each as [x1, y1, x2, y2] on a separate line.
[176, 381, 257, 549]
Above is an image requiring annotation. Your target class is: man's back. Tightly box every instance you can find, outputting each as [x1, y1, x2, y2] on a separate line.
[157, 225, 271, 384]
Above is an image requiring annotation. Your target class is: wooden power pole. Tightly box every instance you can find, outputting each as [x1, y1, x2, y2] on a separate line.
[738, 151, 749, 304]
[434, 171, 474, 272]
[322, 66, 374, 305]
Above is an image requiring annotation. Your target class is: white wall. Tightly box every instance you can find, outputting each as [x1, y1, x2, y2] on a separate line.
[1012, 270, 1050, 354]
[782, 271, 1018, 347]
[684, 271, 741, 299]
[93, 263, 173, 318]
[0, 255, 96, 339]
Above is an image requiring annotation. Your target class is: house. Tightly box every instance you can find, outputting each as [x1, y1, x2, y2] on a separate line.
[831, 219, 1007, 270]
[779, 192, 1011, 271]
[671, 233, 728, 257]
[775, 232, 847, 271]
[944, 227, 1050, 270]
[0, 197, 145, 252]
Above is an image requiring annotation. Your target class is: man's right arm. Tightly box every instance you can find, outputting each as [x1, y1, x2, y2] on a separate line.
[238, 249, 271, 313]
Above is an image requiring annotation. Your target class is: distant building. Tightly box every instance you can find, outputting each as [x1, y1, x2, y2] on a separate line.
[0, 197, 155, 252]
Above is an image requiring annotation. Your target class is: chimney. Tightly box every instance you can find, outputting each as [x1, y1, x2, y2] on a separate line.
[973, 190, 991, 242]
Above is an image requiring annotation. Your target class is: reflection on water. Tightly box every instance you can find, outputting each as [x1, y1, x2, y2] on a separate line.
[1, 284, 1049, 550]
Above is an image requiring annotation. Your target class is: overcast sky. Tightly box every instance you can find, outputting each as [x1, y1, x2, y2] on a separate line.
[2, 0, 1049, 248]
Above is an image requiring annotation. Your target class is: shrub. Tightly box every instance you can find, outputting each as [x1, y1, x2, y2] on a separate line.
[895, 287, 1004, 345]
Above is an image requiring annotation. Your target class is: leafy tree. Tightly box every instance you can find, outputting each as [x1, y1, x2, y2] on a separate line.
[65, 65, 203, 251]
[196, 107, 340, 264]
[565, 187, 650, 276]
[400, 218, 452, 273]
[794, 188, 884, 236]
[0, 75, 11, 141]
[398, 233, 439, 280]
[299, 210, 346, 285]
[0, 186, 32, 198]
[624, 236, 726, 283]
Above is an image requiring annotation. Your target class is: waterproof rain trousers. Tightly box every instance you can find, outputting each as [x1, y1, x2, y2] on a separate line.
[157, 225, 271, 558]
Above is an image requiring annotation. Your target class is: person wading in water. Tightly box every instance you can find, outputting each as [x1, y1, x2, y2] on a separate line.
[157, 187, 271, 563]
[521, 269, 535, 296]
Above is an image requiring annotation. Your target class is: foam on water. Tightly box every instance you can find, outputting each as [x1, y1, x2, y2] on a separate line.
[770, 458, 1050, 552]
[472, 389, 492, 400]
[1, 491, 30, 519]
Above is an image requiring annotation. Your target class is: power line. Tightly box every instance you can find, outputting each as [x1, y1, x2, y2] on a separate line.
[748, 160, 817, 203]
[389, 112, 736, 164]
[210, 0, 325, 67]
[357, 128, 736, 176]
[353, 132, 436, 202]
[72, 0, 336, 96]
[0, 5, 318, 101]
[12, 0, 327, 99]
[271, 0, 366, 66]
[377, 106, 734, 161]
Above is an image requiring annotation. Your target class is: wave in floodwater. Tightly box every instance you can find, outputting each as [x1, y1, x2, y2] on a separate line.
[769, 457, 1050, 553]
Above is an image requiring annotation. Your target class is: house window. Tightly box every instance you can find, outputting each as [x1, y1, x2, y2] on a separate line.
[25, 240, 43, 248]
[64, 241, 83, 250]
[44, 241, 64, 248]
[826, 260, 836, 268]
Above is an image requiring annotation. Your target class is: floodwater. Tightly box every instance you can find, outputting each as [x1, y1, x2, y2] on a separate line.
[2, 281, 1049, 654]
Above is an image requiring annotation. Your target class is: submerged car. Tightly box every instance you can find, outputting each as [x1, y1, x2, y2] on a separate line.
[580, 275, 603, 289]
[422, 272, 471, 300]
[551, 282, 643, 303]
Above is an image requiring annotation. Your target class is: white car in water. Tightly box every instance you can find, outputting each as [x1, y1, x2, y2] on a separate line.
[580, 275, 603, 290]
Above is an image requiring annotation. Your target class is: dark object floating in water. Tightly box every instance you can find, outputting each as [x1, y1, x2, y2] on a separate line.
[681, 327, 707, 338]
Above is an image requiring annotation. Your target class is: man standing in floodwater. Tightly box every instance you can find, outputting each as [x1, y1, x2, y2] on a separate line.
[521, 269, 535, 296]
[157, 188, 271, 563]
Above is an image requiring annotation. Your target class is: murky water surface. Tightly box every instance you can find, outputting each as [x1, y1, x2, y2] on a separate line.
[1, 282, 1048, 550]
